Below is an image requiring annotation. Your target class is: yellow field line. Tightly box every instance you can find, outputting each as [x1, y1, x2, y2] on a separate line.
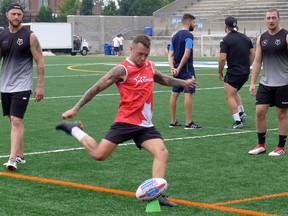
[0, 172, 278, 216]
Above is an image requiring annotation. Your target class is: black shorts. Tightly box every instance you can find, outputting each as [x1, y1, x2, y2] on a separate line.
[256, 83, 288, 108]
[104, 123, 163, 149]
[1, 90, 32, 118]
[119, 45, 123, 51]
[224, 74, 249, 91]
[172, 85, 195, 94]
[114, 47, 120, 52]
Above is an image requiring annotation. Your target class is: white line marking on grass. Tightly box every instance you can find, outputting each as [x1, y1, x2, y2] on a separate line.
[37, 86, 237, 100]
[0, 128, 277, 158]
[40, 85, 249, 100]
[41, 93, 120, 100]
[39, 74, 100, 78]
[0, 147, 85, 158]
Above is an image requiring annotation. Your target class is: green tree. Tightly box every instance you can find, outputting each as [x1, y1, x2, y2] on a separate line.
[35, 6, 54, 22]
[101, 0, 119, 16]
[118, 0, 174, 16]
[81, 0, 93, 15]
[58, 0, 80, 22]
[0, 0, 12, 27]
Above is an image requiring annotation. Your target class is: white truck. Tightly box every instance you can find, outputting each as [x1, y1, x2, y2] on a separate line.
[22, 22, 89, 56]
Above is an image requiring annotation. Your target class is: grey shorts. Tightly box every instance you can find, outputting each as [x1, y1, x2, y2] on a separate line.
[104, 123, 163, 149]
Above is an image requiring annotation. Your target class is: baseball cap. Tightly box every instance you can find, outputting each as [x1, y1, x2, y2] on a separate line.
[225, 16, 238, 31]
[7, 2, 24, 13]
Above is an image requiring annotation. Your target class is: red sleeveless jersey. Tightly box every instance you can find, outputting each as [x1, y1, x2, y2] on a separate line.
[114, 58, 155, 127]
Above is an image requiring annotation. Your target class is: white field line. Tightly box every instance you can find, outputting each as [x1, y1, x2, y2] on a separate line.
[0, 128, 278, 158]
[38, 85, 252, 100]
[35, 86, 251, 100]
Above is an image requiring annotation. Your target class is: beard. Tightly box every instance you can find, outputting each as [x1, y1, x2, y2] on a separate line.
[9, 19, 21, 28]
[189, 26, 194, 31]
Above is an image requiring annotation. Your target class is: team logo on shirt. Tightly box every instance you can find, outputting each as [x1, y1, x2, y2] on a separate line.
[261, 39, 268, 46]
[275, 39, 281, 46]
[134, 74, 153, 86]
[17, 38, 23, 46]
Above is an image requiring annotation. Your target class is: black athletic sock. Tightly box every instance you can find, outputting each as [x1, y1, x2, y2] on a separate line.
[257, 132, 266, 144]
[278, 135, 287, 148]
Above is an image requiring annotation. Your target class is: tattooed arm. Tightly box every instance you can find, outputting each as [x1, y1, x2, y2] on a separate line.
[61, 65, 126, 119]
[30, 33, 45, 102]
[152, 62, 197, 89]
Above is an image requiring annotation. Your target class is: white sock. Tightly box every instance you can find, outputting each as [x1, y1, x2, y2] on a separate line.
[71, 127, 87, 142]
[233, 113, 241, 122]
[238, 105, 244, 113]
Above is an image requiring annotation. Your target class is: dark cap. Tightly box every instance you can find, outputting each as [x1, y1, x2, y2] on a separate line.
[225, 16, 238, 31]
[7, 2, 24, 13]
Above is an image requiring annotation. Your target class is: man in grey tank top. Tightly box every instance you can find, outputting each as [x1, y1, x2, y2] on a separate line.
[249, 8, 288, 156]
[0, 3, 45, 170]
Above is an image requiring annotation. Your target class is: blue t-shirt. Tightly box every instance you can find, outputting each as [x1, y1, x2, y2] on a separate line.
[170, 29, 194, 79]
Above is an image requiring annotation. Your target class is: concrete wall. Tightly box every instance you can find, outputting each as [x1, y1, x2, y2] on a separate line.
[64, 16, 276, 57]
[67, 15, 153, 54]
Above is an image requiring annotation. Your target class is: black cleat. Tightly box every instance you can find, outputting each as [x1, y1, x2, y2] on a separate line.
[185, 121, 202, 129]
[56, 121, 84, 135]
[158, 196, 177, 207]
[239, 112, 247, 123]
[231, 121, 243, 129]
[169, 120, 182, 128]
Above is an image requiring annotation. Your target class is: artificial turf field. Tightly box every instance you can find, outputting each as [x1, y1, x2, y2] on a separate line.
[0, 55, 287, 216]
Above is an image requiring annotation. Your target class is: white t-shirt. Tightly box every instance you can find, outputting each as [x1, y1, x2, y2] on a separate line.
[119, 36, 124, 45]
[113, 37, 120, 47]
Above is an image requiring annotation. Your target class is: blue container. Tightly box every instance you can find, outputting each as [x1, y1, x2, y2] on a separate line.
[145, 27, 152, 36]
[104, 43, 112, 55]
[111, 48, 115, 55]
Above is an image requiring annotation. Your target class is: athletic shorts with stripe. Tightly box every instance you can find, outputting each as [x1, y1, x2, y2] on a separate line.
[256, 83, 288, 108]
[1, 90, 32, 118]
[104, 123, 163, 149]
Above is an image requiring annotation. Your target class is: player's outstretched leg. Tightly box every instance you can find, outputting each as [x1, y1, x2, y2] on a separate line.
[56, 121, 84, 135]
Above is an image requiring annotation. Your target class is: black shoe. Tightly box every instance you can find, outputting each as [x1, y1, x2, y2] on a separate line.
[169, 120, 182, 128]
[55, 121, 84, 135]
[231, 121, 243, 129]
[158, 196, 177, 207]
[185, 121, 202, 129]
[239, 112, 247, 123]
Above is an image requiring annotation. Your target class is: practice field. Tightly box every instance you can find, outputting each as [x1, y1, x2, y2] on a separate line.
[0, 55, 287, 216]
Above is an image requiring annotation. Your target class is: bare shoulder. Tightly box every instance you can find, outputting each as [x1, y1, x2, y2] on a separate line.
[30, 33, 42, 51]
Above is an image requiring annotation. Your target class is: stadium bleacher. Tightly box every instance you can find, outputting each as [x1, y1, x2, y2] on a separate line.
[150, 0, 288, 56]
[180, 0, 288, 21]
[153, 0, 288, 37]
